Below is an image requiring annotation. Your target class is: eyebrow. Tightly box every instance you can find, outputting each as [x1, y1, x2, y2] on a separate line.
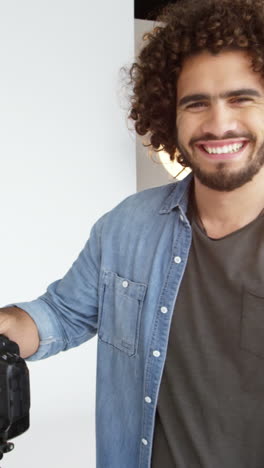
[177, 88, 262, 107]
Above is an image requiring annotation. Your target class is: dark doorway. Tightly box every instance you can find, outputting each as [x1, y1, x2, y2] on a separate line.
[135, 0, 176, 20]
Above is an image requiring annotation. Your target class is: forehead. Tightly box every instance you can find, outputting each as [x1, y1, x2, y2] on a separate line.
[177, 50, 264, 98]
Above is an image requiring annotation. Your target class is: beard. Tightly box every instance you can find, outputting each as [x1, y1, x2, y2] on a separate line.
[177, 139, 264, 192]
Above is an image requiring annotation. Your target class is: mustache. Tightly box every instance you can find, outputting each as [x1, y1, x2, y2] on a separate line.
[189, 131, 256, 145]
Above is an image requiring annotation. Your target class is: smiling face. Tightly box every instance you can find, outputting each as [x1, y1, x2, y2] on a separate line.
[176, 50, 264, 191]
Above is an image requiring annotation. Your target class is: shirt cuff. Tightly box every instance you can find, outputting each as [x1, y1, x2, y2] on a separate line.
[10, 299, 65, 361]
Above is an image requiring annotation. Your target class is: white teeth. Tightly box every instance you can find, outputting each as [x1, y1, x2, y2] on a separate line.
[203, 142, 244, 154]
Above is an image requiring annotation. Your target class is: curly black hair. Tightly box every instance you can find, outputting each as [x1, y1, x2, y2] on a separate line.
[130, 0, 264, 166]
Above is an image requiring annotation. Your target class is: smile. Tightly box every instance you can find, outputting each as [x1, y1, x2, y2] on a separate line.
[196, 140, 249, 160]
[202, 142, 244, 154]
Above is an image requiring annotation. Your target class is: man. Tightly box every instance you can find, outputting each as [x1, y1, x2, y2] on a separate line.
[1, 0, 264, 466]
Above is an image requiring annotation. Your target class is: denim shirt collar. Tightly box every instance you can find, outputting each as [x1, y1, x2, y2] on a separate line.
[159, 172, 193, 215]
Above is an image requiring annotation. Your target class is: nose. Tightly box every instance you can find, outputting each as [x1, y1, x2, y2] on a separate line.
[200, 101, 239, 137]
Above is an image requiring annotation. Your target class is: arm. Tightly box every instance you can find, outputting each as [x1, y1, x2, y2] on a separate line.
[0, 216, 104, 361]
[0, 306, 40, 358]
[0, 213, 107, 361]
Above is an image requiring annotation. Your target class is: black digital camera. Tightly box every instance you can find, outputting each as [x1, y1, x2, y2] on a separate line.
[0, 335, 30, 460]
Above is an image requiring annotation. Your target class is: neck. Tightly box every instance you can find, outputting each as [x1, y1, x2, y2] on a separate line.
[193, 168, 264, 239]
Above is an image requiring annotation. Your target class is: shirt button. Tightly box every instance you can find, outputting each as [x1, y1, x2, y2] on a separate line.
[174, 256, 182, 264]
[180, 214, 184, 222]
[153, 350, 161, 357]
[160, 306, 168, 314]
[122, 280, 129, 288]
[142, 438, 148, 446]
[145, 396, 152, 404]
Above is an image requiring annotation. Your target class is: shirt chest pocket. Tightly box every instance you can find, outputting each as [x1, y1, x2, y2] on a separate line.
[98, 271, 147, 357]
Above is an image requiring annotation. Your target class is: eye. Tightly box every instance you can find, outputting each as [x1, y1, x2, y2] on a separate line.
[230, 97, 253, 104]
[186, 101, 208, 110]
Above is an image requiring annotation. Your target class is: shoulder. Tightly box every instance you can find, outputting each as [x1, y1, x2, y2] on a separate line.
[114, 182, 177, 213]
[92, 175, 192, 238]
[91, 183, 175, 236]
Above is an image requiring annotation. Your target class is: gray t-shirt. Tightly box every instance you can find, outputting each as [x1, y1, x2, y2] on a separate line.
[151, 207, 264, 468]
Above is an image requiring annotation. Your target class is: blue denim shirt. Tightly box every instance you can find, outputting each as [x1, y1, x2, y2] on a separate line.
[15, 173, 193, 468]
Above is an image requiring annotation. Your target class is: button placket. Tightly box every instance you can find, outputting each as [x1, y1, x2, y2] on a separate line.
[140, 223, 191, 466]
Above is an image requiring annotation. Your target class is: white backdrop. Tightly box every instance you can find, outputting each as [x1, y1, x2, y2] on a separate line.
[0, 1, 135, 467]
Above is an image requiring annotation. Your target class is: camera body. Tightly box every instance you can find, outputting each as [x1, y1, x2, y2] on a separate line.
[0, 335, 30, 459]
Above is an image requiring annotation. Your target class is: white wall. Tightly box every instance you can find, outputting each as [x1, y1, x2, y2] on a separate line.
[0, 1, 135, 467]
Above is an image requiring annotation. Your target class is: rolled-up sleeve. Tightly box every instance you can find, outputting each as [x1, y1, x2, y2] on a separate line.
[14, 216, 105, 361]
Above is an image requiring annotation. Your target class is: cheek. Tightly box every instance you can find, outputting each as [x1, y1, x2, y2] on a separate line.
[176, 112, 199, 145]
[240, 107, 264, 131]
[176, 112, 189, 139]
[242, 114, 264, 145]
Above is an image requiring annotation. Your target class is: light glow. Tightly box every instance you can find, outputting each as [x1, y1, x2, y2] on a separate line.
[159, 150, 192, 180]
